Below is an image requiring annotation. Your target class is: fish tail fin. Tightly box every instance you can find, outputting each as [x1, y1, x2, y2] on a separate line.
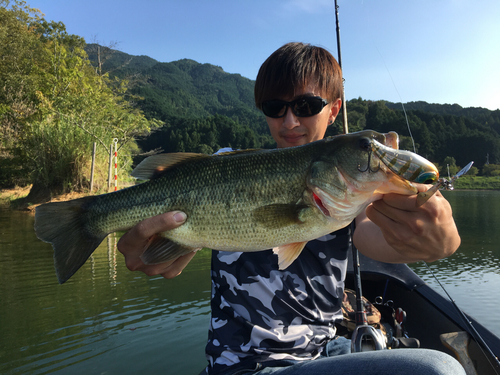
[34, 196, 107, 284]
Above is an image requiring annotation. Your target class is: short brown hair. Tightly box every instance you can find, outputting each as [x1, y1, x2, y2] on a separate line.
[254, 42, 343, 109]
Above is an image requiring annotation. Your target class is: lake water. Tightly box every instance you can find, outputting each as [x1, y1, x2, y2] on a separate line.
[0, 190, 499, 374]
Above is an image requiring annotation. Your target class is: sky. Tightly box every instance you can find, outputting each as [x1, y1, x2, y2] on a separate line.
[26, 0, 500, 110]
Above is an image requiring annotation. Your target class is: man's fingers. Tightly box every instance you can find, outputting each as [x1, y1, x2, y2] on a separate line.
[117, 211, 187, 257]
[131, 211, 187, 240]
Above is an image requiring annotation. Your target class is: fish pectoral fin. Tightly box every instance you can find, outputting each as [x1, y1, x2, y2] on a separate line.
[273, 242, 307, 270]
[131, 153, 210, 180]
[253, 204, 310, 229]
[140, 236, 199, 264]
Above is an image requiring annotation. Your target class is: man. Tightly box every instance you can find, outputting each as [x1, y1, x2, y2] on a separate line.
[118, 43, 463, 374]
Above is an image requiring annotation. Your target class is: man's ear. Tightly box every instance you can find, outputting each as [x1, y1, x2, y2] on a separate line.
[328, 98, 342, 124]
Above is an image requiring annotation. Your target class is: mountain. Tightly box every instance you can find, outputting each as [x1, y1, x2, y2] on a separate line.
[85, 44, 268, 133]
[84, 45, 500, 166]
[386, 101, 500, 135]
[135, 59, 268, 133]
[85, 43, 159, 77]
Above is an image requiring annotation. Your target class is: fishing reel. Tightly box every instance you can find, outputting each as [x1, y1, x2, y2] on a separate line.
[351, 323, 387, 352]
[372, 297, 420, 350]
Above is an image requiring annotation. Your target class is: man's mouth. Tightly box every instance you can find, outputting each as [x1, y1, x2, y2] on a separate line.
[281, 133, 305, 144]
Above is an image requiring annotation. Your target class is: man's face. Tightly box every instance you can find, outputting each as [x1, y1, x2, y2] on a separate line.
[265, 85, 341, 149]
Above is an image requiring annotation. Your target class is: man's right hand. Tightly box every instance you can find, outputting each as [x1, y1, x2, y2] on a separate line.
[117, 211, 196, 279]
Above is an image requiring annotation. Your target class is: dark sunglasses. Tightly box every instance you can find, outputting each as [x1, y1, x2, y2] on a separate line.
[261, 96, 329, 118]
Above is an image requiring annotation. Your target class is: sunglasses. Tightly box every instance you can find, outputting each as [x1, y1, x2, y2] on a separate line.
[261, 96, 329, 118]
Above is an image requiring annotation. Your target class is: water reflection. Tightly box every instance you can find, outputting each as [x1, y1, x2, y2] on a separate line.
[1, 190, 499, 374]
[409, 190, 500, 337]
[107, 234, 118, 287]
[0, 208, 211, 374]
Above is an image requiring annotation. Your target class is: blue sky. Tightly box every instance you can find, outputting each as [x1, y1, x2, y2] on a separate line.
[28, 0, 499, 110]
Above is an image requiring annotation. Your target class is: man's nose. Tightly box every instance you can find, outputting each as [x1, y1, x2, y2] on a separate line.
[282, 107, 300, 129]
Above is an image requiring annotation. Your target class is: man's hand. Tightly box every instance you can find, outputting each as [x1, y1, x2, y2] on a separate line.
[117, 211, 196, 279]
[355, 184, 461, 263]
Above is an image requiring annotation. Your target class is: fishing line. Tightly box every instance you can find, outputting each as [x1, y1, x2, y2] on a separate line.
[391, 56, 500, 371]
[388, 45, 500, 371]
[353, 1, 499, 369]
[372, 45, 416, 153]
[353, 0, 416, 152]
[423, 262, 500, 373]
[336, 1, 498, 369]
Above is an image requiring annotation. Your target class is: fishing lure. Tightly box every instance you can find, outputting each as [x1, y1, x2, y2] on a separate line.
[416, 161, 474, 206]
[371, 140, 473, 206]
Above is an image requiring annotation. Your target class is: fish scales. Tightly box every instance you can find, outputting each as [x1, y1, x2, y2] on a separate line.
[34, 130, 439, 283]
[83, 146, 315, 250]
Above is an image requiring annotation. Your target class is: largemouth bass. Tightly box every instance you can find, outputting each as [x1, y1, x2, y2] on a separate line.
[35, 130, 438, 284]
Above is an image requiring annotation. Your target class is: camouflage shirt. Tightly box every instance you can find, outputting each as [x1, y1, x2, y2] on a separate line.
[205, 226, 351, 374]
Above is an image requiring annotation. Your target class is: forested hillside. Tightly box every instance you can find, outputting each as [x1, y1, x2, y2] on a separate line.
[2, 0, 500, 203]
[92, 45, 500, 171]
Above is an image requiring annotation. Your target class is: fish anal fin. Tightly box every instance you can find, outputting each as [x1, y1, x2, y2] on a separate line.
[273, 242, 307, 270]
[131, 153, 210, 180]
[140, 236, 199, 264]
[253, 204, 310, 229]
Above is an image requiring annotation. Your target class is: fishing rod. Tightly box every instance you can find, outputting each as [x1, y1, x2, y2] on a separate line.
[335, 0, 384, 352]
[334, 0, 348, 135]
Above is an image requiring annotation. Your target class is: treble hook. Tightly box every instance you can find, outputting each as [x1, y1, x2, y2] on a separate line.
[358, 150, 380, 173]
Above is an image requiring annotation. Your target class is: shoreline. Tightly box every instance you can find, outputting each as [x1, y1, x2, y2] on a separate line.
[0, 186, 88, 212]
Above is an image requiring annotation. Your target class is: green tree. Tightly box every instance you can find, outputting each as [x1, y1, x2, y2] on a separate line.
[0, 1, 161, 201]
[466, 165, 479, 177]
[482, 164, 500, 177]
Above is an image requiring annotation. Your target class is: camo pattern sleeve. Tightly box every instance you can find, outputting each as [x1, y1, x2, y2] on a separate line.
[205, 226, 350, 374]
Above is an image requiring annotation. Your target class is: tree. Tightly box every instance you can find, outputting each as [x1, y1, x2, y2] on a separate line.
[0, 1, 162, 201]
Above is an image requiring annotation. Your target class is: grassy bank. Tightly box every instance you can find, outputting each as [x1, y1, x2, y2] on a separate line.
[1, 186, 91, 211]
[453, 176, 500, 190]
[0, 186, 32, 208]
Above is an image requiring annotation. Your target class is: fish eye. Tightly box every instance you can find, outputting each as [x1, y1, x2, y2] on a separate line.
[358, 137, 371, 151]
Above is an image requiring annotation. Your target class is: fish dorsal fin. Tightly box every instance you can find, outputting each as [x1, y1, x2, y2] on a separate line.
[131, 153, 210, 180]
[273, 242, 307, 270]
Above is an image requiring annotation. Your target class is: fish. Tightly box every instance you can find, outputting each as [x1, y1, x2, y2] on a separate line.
[34, 130, 439, 284]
